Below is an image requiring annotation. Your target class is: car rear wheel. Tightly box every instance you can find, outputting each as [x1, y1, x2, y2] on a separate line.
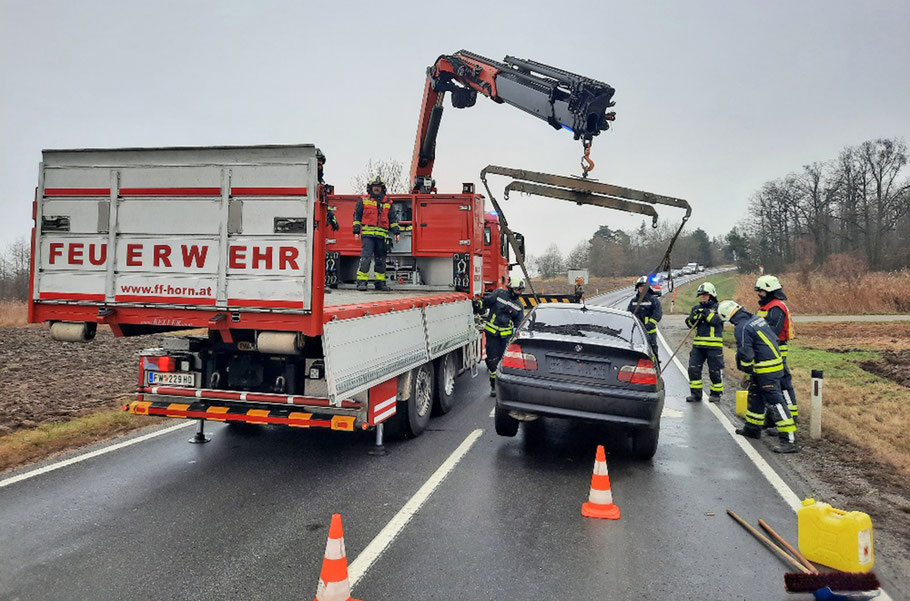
[433, 351, 458, 415]
[494, 406, 519, 437]
[631, 424, 660, 460]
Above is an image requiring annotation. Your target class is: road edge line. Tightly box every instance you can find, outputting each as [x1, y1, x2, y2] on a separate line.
[0, 421, 194, 489]
[348, 428, 483, 586]
[656, 329, 894, 601]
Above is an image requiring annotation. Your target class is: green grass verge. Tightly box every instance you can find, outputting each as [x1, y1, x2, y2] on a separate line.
[0, 408, 157, 473]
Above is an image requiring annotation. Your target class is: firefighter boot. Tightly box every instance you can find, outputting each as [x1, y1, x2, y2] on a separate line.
[773, 441, 799, 453]
[356, 280, 367, 291]
[374, 280, 390, 291]
[686, 392, 701, 403]
[708, 391, 722, 403]
[489, 375, 497, 398]
[734, 425, 762, 439]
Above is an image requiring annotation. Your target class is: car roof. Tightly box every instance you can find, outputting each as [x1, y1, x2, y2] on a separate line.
[530, 303, 630, 317]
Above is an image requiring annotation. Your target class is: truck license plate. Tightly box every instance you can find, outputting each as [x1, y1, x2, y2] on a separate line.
[148, 372, 195, 386]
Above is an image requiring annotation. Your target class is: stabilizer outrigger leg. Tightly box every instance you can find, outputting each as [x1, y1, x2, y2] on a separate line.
[189, 419, 211, 444]
[367, 423, 388, 456]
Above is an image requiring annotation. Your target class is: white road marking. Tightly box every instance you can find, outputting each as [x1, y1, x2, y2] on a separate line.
[489, 408, 495, 418]
[0, 421, 195, 489]
[348, 428, 483, 586]
[655, 331, 895, 600]
[660, 407, 684, 418]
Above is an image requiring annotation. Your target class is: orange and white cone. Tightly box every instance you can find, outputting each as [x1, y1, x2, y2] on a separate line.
[581, 445, 621, 519]
[314, 513, 362, 601]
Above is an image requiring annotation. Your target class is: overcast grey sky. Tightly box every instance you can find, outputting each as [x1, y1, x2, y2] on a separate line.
[2, 0, 908, 259]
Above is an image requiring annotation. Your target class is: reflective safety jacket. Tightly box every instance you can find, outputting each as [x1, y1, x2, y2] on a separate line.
[731, 310, 783, 376]
[353, 194, 400, 238]
[482, 288, 524, 338]
[685, 299, 724, 348]
[627, 289, 662, 334]
[757, 295, 795, 357]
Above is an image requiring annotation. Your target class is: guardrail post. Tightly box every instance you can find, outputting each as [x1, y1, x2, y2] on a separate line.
[810, 369, 823, 439]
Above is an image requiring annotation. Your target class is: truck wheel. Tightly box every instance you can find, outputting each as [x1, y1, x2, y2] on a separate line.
[401, 362, 433, 438]
[433, 352, 458, 415]
[631, 424, 660, 460]
[494, 406, 519, 437]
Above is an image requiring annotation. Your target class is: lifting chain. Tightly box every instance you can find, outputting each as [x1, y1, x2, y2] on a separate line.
[581, 139, 595, 178]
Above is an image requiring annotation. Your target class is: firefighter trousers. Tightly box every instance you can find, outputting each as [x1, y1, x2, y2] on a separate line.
[485, 333, 509, 389]
[743, 374, 796, 444]
[357, 235, 388, 281]
[688, 346, 724, 395]
[781, 358, 798, 421]
[646, 332, 659, 360]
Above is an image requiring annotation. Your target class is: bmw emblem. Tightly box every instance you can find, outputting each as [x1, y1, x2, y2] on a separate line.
[575, 344, 583, 352]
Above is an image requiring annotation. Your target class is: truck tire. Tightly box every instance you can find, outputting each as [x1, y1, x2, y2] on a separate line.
[494, 406, 519, 437]
[631, 424, 660, 460]
[432, 351, 458, 415]
[398, 362, 433, 438]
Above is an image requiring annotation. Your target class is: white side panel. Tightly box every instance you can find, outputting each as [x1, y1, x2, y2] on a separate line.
[117, 199, 223, 235]
[323, 308, 429, 401]
[43, 167, 109, 188]
[114, 274, 217, 303]
[424, 300, 477, 359]
[41, 200, 105, 234]
[39, 272, 107, 297]
[119, 165, 223, 188]
[114, 238, 220, 273]
[41, 236, 109, 272]
[225, 278, 306, 306]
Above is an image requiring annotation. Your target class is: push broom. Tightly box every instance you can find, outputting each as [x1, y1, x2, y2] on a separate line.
[727, 510, 881, 593]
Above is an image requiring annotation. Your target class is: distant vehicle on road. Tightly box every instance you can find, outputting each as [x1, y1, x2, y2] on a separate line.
[648, 273, 664, 296]
[696, 264, 706, 273]
[494, 304, 664, 459]
[684, 262, 699, 274]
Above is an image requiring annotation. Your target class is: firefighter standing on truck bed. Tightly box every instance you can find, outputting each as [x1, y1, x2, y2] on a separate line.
[353, 176, 400, 291]
[685, 282, 724, 403]
[755, 275, 798, 422]
[477, 276, 525, 397]
[627, 276, 662, 358]
[719, 300, 798, 453]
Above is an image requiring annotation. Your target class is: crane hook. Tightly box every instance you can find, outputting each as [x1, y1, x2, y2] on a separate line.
[581, 140, 595, 178]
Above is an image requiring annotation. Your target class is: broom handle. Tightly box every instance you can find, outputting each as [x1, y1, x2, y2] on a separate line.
[758, 519, 817, 573]
[727, 510, 810, 574]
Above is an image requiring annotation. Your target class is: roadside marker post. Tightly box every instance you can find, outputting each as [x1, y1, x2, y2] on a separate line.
[810, 370, 823, 440]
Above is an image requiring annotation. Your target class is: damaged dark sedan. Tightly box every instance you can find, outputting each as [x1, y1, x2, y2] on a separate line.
[494, 303, 664, 459]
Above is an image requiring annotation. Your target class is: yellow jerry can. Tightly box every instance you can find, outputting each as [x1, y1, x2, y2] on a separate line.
[735, 389, 749, 417]
[798, 498, 874, 572]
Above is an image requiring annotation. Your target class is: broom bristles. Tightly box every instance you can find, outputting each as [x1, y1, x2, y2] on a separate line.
[784, 571, 880, 593]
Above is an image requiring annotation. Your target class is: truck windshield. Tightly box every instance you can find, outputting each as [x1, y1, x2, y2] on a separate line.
[526, 307, 635, 343]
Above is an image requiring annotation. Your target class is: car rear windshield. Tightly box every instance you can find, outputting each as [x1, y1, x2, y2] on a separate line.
[526, 307, 639, 343]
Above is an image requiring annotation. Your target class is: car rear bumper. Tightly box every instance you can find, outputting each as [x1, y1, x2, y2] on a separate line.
[496, 372, 663, 428]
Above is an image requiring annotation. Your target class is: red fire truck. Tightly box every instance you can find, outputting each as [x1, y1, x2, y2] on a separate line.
[28, 51, 617, 442]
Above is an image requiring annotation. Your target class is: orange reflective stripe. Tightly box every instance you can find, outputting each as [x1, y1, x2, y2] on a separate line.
[590, 473, 612, 490]
[319, 556, 350, 582]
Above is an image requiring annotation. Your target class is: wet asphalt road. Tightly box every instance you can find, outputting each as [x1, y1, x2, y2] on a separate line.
[1, 268, 867, 601]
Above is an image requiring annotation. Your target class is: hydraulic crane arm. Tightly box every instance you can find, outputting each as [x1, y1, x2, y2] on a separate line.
[409, 50, 617, 191]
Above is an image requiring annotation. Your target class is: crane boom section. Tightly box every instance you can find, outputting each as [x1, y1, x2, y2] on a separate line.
[409, 50, 616, 191]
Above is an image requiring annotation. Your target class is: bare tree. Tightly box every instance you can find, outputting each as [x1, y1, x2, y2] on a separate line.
[535, 243, 565, 279]
[352, 158, 410, 194]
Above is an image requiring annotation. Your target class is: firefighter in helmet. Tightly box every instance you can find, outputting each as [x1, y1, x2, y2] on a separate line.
[478, 276, 526, 397]
[718, 300, 798, 453]
[353, 176, 400, 291]
[627, 276, 662, 358]
[685, 282, 724, 402]
[754, 275, 797, 421]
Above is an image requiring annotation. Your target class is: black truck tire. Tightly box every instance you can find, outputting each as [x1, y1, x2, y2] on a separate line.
[631, 424, 660, 460]
[494, 406, 519, 437]
[433, 351, 458, 415]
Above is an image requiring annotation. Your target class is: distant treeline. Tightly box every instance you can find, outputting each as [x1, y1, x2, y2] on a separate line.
[0, 239, 29, 301]
[727, 137, 910, 272]
[532, 223, 728, 279]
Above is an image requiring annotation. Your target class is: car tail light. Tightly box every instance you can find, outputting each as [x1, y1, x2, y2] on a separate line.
[618, 358, 658, 385]
[501, 343, 537, 371]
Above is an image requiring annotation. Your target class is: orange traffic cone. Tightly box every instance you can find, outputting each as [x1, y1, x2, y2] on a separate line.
[314, 513, 362, 601]
[581, 445, 621, 519]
